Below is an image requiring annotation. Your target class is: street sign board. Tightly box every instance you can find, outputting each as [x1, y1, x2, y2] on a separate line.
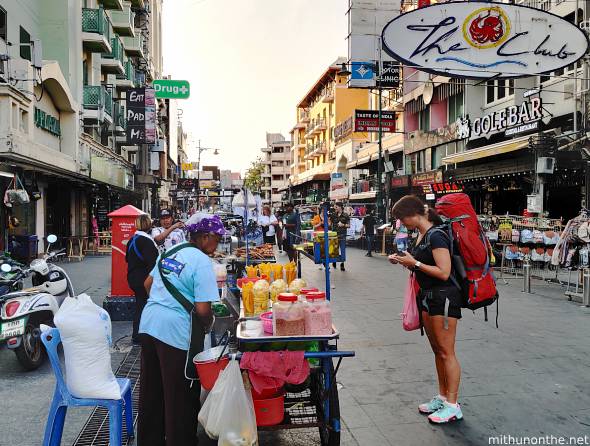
[153, 80, 190, 99]
[354, 110, 396, 133]
[378, 61, 400, 89]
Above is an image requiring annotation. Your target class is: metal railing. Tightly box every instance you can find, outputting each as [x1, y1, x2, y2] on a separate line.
[104, 35, 125, 65]
[299, 108, 310, 122]
[83, 85, 113, 118]
[114, 102, 126, 129]
[314, 118, 327, 131]
[117, 59, 135, 83]
[82, 7, 111, 42]
[110, 3, 134, 30]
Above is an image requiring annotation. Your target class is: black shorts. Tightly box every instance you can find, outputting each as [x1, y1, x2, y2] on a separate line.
[419, 287, 462, 319]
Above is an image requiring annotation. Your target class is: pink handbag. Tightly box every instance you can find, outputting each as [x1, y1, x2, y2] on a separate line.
[401, 273, 420, 331]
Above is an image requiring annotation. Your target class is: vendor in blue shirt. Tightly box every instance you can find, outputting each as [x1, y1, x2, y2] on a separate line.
[138, 214, 225, 446]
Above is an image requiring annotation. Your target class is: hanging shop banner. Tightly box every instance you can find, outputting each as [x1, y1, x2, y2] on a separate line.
[329, 172, 348, 200]
[391, 175, 409, 188]
[354, 110, 396, 133]
[412, 170, 443, 187]
[458, 97, 543, 140]
[349, 61, 375, 88]
[422, 182, 463, 195]
[378, 61, 401, 89]
[381, 2, 589, 79]
[126, 87, 156, 144]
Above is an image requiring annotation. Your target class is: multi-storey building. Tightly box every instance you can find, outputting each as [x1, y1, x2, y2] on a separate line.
[397, 0, 587, 221]
[0, 0, 170, 254]
[288, 58, 370, 205]
[260, 133, 290, 208]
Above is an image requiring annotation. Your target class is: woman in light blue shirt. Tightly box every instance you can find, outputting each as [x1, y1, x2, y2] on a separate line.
[138, 215, 225, 446]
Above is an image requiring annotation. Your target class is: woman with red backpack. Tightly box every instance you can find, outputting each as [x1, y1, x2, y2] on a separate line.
[389, 195, 463, 424]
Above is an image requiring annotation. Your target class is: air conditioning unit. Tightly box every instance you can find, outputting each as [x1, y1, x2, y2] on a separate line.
[537, 157, 555, 174]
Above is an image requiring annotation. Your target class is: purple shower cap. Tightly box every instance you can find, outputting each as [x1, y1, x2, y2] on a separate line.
[186, 215, 227, 236]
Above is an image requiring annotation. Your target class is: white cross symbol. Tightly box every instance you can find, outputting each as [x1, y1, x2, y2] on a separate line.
[179, 85, 188, 94]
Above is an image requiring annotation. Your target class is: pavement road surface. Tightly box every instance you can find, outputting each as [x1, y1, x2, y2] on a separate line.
[1, 250, 589, 446]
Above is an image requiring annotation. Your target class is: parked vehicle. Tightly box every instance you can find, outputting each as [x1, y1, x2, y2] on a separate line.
[0, 235, 74, 370]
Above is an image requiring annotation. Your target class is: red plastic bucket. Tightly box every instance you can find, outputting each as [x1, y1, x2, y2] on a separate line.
[193, 346, 229, 391]
[251, 385, 283, 400]
[253, 393, 285, 426]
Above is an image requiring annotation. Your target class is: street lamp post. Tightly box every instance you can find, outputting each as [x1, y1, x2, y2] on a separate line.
[194, 140, 219, 210]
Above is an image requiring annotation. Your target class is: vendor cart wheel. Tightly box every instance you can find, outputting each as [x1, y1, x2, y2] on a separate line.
[312, 360, 340, 446]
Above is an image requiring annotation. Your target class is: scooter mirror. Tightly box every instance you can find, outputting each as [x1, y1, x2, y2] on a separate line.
[47, 234, 57, 244]
[1, 263, 12, 273]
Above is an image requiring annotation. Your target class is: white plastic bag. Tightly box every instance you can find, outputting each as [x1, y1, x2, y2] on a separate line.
[53, 294, 121, 400]
[198, 360, 257, 445]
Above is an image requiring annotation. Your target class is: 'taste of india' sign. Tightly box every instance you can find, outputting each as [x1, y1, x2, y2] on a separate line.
[381, 2, 589, 79]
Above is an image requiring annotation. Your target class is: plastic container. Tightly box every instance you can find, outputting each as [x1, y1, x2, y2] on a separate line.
[213, 262, 227, 289]
[251, 385, 283, 400]
[304, 291, 332, 335]
[313, 231, 339, 258]
[260, 311, 273, 334]
[253, 280, 270, 315]
[193, 346, 230, 391]
[253, 393, 285, 426]
[272, 293, 305, 336]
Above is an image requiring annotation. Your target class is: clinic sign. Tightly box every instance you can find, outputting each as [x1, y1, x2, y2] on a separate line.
[381, 2, 589, 78]
[458, 97, 543, 140]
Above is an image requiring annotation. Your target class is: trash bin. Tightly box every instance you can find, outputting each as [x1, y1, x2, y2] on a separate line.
[8, 235, 39, 264]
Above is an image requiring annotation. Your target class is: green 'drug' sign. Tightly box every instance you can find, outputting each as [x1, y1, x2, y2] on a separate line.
[153, 79, 190, 99]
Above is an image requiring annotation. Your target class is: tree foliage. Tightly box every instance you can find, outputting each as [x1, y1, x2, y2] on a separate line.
[243, 157, 265, 192]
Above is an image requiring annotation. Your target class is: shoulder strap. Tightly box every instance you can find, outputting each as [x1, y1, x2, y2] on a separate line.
[157, 243, 198, 315]
[425, 226, 464, 291]
[129, 235, 145, 262]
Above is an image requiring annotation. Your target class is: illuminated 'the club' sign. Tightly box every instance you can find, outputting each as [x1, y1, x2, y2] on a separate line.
[381, 1, 589, 78]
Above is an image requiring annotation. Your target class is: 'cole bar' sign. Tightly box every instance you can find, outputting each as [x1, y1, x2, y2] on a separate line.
[457, 97, 543, 140]
[381, 2, 589, 79]
[354, 110, 396, 132]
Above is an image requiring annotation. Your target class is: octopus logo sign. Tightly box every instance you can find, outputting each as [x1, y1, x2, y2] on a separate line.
[381, 1, 589, 79]
[464, 7, 510, 49]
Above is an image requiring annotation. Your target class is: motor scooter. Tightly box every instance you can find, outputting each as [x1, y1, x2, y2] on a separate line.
[0, 235, 75, 370]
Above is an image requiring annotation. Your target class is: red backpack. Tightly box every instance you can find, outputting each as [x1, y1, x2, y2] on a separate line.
[434, 193, 498, 325]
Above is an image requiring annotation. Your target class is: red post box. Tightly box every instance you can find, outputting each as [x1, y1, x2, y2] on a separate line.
[108, 205, 144, 297]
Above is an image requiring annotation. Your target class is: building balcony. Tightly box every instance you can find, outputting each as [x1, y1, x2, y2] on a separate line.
[82, 7, 112, 53]
[114, 102, 126, 132]
[321, 85, 335, 103]
[101, 35, 125, 75]
[296, 108, 310, 128]
[109, 2, 135, 37]
[121, 32, 144, 57]
[98, 0, 124, 10]
[313, 118, 327, 134]
[82, 85, 114, 124]
[313, 141, 327, 156]
[115, 59, 136, 89]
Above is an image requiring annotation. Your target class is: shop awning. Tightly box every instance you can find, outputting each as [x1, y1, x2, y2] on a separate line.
[442, 136, 529, 165]
[346, 155, 371, 169]
[349, 191, 377, 201]
[293, 173, 331, 186]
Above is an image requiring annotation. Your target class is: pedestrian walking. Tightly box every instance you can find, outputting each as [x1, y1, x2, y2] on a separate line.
[389, 195, 464, 424]
[151, 209, 186, 253]
[258, 205, 279, 245]
[331, 202, 349, 271]
[125, 214, 159, 344]
[362, 209, 376, 257]
[282, 203, 298, 262]
[275, 208, 284, 253]
[138, 215, 224, 446]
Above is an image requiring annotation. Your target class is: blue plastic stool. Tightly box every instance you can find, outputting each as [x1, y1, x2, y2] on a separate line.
[41, 328, 134, 446]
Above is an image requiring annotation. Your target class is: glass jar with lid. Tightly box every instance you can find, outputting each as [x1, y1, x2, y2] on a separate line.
[304, 291, 332, 335]
[272, 293, 305, 336]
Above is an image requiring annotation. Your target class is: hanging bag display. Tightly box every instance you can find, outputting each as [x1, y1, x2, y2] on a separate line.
[3, 175, 30, 207]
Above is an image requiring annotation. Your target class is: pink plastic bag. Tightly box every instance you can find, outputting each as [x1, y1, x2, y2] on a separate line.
[401, 273, 420, 331]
